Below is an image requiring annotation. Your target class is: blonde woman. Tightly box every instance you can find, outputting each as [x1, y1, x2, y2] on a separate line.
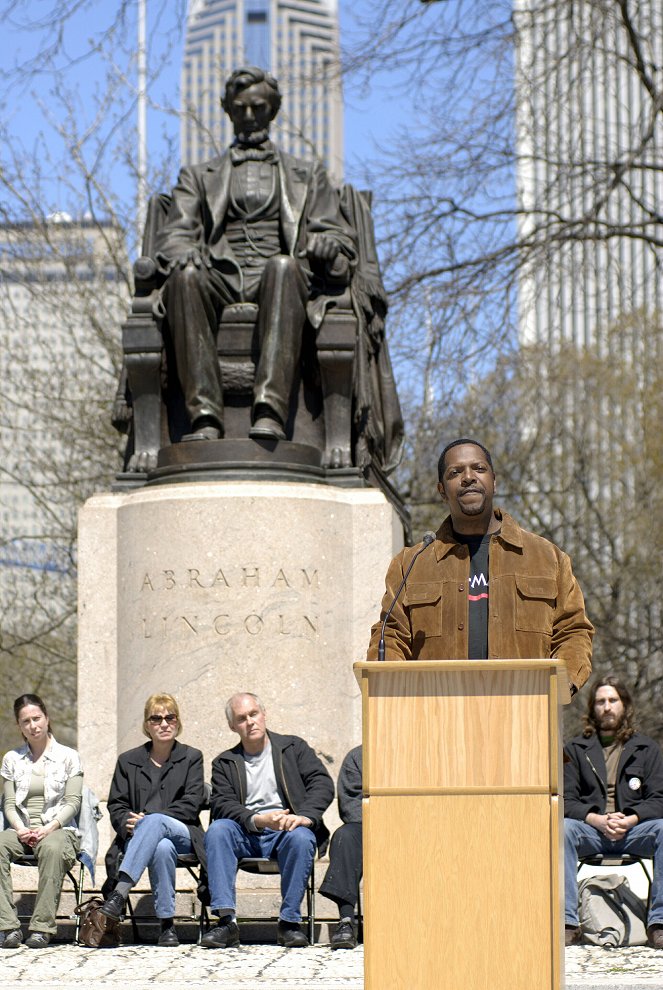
[0, 694, 83, 948]
[100, 694, 205, 946]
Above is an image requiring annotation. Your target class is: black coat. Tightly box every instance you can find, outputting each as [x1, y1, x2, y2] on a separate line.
[209, 731, 334, 853]
[564, 732, 663, 822]
[103, 741, 207, 897]
[337, 745, 362, 824]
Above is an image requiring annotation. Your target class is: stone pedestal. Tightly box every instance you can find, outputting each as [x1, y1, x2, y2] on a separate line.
[77, 481, 403, 812]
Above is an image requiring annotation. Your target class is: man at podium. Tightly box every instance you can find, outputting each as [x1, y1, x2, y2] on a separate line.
[367, 438, 593, 694]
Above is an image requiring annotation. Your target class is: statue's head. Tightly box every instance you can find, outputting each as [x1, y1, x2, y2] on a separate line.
[221, 66, 282, 145]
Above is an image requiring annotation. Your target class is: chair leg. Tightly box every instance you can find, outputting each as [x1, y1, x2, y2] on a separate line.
[307, 860, 315, 946]
[72, 862, 85, 944]
[125, 894, 141, 944]
[198, 904, 208, 944]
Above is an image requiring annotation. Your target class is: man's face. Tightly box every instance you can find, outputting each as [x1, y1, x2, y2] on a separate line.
[226, 81, 275, 144]
[229, 694, 267, 751]
[593, 685, 625, 733]
[437, 443, 496, 529]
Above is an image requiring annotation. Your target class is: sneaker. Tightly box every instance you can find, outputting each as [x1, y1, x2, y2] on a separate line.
[25, 932, 51, 948]
[1, 929, 23, 949]
[277, 920, 308, 948]
[648, 924, 663, 950]
[100, 890, 126, 921]
[200, 918, 240, 949]
[564, 925, 582, 946]
[330, 918, 357, 950]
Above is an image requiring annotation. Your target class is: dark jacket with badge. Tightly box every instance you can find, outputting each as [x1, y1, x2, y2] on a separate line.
[103, 741, 207, 896]
[209, 730, 334, 853]
[564, 732, 663, 822]
[367, 508, 593, 692]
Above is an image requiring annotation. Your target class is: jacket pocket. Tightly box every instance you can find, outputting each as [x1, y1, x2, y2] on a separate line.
[515, 575, 556, 634]
[403, 582, 443, 637]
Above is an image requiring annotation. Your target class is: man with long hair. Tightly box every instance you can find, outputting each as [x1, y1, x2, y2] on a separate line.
[564, 675, 663, 948]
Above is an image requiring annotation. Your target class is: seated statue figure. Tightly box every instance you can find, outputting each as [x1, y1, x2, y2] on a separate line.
[152, 64, 357, 443]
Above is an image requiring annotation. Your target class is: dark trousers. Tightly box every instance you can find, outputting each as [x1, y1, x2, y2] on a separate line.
[162, 254, 309, 430]
[319, 822, 362, 911]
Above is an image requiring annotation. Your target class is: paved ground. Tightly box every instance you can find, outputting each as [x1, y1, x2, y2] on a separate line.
[0, 938, 662, 989]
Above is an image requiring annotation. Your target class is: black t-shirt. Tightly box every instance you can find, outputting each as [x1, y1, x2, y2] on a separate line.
[454, 531, 493, 660]
[143, 760, 168, 814]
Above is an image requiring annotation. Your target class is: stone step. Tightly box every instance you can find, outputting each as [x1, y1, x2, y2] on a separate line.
[9, 860, 347, 931]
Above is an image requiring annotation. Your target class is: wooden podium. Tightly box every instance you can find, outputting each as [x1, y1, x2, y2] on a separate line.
[354, 660, 570, 990]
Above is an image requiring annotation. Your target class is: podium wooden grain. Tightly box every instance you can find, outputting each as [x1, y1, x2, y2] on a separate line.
[354, 660, 570, 990]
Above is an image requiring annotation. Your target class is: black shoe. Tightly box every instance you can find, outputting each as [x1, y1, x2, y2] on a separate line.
[25, 932, 51, 948]
[100, 890, 126, 921]
[157, 926, 179, 947]
[277, 920, 309, 948]
[200, 919, 240, 949]
[0, 929, 23, 949]
[330, 919, 357, 950]
[564, 925, 582, 946]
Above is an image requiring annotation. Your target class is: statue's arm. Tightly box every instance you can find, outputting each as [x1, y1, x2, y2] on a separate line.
[305, 160, 357, 274]
[154, 166, 209, 273]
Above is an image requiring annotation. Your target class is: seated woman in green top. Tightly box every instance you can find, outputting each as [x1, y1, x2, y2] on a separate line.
[0, 693, 83, 948]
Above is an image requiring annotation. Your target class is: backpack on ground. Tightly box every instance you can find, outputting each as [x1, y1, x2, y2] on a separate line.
[578, 873, 647, 947]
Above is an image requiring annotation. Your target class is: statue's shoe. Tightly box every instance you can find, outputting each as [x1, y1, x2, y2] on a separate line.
[249, 417, 286, 441]
[181, 426, 222, 441]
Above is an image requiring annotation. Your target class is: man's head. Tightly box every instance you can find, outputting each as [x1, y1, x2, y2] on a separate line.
[225, 691, 268, 753]
[436, 438, 496, 534]
[583, 675, 636, 743]
[221, 66, 281, 145]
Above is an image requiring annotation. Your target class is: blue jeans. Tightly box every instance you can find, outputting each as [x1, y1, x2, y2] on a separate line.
[120, 813, 192, 918]
[564, 817, 663, 926]
[205, 819, 316, 923]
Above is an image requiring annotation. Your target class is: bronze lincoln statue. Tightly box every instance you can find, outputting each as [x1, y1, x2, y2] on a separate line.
[153, 65, 357, 443]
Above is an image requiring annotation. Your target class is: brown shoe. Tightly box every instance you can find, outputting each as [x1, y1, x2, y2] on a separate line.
[564, 925, 582, 946]
[648, 924, 663, 949]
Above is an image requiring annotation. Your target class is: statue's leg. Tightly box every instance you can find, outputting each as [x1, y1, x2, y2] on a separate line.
[250, 255, 309, 439]
[161, 264, 233, 436]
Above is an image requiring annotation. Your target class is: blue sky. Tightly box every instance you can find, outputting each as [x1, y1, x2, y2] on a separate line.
[1, 0, 417, 222]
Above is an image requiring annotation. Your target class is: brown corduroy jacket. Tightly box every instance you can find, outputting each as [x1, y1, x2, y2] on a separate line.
[367, 508, 593, 691]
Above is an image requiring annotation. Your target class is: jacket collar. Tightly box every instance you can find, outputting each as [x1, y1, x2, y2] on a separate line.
[434, 507, 522, 560]
[125, 740, 187, 767]
[220, 730, 294, 763]
[574, 732, 645, 757]
[16, 735, 64, 762]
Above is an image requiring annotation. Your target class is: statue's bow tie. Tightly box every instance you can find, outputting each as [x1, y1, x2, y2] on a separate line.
[230, 146, 277, 164]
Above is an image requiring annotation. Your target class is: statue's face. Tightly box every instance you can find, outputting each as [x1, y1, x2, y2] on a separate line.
[227, 80, 276, 144]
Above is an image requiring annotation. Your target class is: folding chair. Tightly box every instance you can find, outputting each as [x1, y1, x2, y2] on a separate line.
[124, 852, 209, 944]
[14, 853, 86, 942]
[237, 856, 316, 944]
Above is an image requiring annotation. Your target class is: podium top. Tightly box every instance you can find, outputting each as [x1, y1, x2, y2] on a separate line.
[354, 658, 571, 704]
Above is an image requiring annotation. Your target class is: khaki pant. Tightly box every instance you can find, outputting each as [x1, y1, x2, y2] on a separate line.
[0, 828, 79, 934]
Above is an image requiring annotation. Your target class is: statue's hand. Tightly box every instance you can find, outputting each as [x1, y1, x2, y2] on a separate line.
[307, 233, 340, 263]
[174, 247, 210, 270]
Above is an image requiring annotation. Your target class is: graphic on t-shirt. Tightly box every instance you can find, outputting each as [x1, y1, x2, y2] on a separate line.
[468, 572, 488, 602]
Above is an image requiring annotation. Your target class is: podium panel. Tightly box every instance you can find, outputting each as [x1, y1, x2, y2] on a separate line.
[356, 660, 568, 990]
[364, 794, 554, 989]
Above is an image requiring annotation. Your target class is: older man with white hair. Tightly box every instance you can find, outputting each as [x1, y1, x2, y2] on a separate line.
[202, 692, 334, 948]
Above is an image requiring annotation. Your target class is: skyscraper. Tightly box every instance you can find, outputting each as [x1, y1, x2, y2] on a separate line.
[181, 0, 343, 181]
[514, 0, 663, 350]
[0, 216, 127, 628]
[511, 1, 663, 679]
